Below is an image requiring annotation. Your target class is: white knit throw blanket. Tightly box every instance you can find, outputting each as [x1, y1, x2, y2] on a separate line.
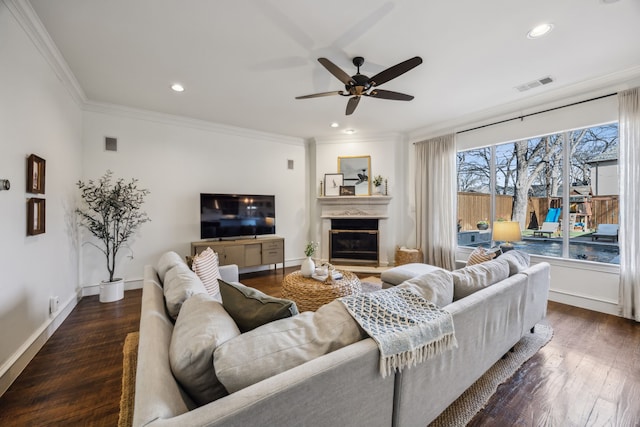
[340, 288, 457, 377]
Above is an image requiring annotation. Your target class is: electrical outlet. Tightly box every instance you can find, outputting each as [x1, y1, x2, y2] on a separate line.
[50, 296, 59, 314]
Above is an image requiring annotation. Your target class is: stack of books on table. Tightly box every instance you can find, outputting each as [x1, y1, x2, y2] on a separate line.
[311, 270, 343, 282]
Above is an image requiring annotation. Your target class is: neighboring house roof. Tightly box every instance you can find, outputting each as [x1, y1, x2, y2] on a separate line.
[586, 146, 619, 164]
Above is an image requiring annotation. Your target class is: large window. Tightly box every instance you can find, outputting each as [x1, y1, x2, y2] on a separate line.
[457, 123, 619, 265]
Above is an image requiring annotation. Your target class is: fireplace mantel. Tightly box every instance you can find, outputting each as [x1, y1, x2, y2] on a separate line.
[317, 196, 392, 266]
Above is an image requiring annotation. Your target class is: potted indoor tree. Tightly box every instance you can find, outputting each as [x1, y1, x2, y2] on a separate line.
[76, 170, 150, 302]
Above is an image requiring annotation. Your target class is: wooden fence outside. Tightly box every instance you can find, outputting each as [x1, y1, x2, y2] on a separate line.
[458, 192, 618, 231]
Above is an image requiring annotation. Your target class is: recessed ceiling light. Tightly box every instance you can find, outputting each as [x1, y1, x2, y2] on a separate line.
[527, 23, 554, 39]
[330, 122, 339, 128]
[344, 129, 356, 135]
[171, 83, 185, 92]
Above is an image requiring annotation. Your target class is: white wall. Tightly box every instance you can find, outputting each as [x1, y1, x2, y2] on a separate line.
[0, 2, 83, 393]
[313, 133, 414, 263]
[80, 107, 307, 290]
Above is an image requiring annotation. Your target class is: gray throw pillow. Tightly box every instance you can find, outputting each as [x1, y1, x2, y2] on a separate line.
[164, 263, 207, 319]
[169, 293, 241, 405]
[451, 258, 510, 300]
[214, 300, 364, 393]
[397, 269, 454, 307]
[218, 279, 299, 332]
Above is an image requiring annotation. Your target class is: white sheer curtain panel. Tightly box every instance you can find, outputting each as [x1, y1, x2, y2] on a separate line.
[618, 87, 640, 321]
[414, 134, 456, 270]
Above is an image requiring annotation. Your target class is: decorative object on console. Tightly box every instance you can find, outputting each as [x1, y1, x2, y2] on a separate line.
[338, 155, 371, 195]
[76, 170, 150, 303]
[492, 221, 522, 252]
[27, 198, 45, 235]
[323, 173, 343, 196]
[339, 185, 355, 196]
[27, 154, 45, 194]
[301, 241, 318, 277]
[476, 220, 489, 230]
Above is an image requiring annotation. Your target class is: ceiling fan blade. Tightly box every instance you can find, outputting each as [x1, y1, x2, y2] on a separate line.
[345, 96, 361, 115]
[368, 56, 423, 87]
[318, 58, 355, 85]
[367, 89, 414, 101]
[295, 91, 343, 99]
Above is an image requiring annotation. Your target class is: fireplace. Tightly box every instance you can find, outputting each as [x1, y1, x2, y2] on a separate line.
[317, 195, 392, 267]
[330, 219, 379, 265]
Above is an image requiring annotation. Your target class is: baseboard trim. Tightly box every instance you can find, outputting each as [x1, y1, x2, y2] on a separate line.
[549, 289, 619, 316]
[0, 290, 81, 397]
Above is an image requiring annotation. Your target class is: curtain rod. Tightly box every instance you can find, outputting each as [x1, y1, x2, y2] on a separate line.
[455, 92, 617, 135]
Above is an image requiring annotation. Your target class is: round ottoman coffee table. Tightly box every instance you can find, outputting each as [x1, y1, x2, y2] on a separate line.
[282, 270, 361, 312]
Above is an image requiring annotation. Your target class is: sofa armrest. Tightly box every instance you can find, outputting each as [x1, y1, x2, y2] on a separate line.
[219, 264, 239, 283]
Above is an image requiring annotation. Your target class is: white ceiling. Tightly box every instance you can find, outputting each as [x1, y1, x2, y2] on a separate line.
[27, 0, 640, 140]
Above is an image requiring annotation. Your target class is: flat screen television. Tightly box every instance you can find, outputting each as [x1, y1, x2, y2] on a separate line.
[200, 193, 276, 239]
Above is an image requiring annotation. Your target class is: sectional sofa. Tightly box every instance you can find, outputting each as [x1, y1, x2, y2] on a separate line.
[133, 251, 550, 427]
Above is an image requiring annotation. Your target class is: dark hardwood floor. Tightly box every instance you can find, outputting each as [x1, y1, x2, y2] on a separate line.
[1, 266, 639, 426]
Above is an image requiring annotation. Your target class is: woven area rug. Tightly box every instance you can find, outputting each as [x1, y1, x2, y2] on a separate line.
[118, 331, 139, 427]
[429, 323, 553, 426]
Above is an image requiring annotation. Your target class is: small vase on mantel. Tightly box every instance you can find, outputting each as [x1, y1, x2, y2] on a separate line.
[301, 257, 315, 277]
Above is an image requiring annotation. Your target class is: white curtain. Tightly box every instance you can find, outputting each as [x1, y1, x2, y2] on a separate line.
[618, 87, 640, 321]
[415, 134, 457, 270]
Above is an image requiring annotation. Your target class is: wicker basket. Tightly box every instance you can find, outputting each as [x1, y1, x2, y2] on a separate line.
[395, 247, 423, 266]
[282, 270, 361, 312]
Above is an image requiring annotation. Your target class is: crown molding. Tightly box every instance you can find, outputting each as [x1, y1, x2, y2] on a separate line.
[408, 65, 640, 142]
[83, 101, 305, 146]
[4, 0, 86, 106]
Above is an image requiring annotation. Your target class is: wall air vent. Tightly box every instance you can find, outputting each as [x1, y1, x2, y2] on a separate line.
[515, 76, 554, 92]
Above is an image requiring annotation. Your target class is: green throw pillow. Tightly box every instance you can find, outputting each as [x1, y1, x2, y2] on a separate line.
[218, 279, 299, 332]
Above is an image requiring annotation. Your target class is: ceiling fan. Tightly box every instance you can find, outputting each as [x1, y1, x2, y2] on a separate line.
[295, 56, 423, 115]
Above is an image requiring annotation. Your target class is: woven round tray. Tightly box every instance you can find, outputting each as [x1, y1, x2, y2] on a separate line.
[282, 270, 361, 312]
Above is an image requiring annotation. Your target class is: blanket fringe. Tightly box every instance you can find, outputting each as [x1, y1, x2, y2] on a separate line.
[380, 332, 458, 378]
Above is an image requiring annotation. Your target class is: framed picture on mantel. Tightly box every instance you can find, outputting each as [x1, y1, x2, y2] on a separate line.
[324, 173, 343, 196]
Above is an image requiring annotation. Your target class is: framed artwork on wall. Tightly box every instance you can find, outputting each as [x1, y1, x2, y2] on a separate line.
[324, 173, 344, 196]
[338, 155, 371, 195]
[27, 154, 46, 194]
[27, 198, 46, 235]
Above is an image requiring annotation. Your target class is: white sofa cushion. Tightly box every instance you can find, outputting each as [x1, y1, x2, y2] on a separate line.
[397, 269, 454, 307]
[169, 293, 241, 405]
[380, 263, 443, 286]
[156, 251, 185, 283]
[214, 300, 364, 393]
[451, 258, 510, 300]
[164, 263, 207, 319]
[500, 250, 530, 275]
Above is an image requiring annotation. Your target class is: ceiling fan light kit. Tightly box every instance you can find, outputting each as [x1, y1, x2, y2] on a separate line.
[296, 56, 423, 115]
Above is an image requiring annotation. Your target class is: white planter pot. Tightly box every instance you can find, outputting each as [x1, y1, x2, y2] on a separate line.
[100, 278, 124, 303]
[300, 257, 315, 278]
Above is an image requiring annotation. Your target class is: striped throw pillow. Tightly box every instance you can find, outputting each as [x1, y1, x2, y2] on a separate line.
[466, 246, 499, 266]
[191, 247, 222, 301]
